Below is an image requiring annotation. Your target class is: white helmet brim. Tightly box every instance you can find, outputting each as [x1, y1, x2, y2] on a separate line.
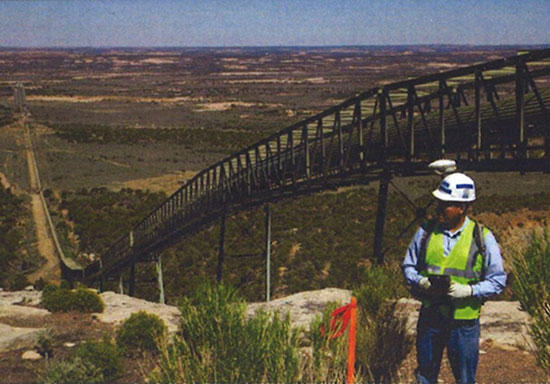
[432, 189, 475, 202]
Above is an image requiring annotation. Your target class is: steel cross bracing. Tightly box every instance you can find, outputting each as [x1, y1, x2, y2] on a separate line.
[72, 49, 550, 285]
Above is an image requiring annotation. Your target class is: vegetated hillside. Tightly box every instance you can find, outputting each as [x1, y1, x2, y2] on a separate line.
[44, 188, 167, 260]
[0, 103, 14, 127]
[0, 184, 40, 289]
[60, 174, 550, 304]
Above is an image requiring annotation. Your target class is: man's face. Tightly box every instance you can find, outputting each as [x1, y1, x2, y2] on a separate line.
[436, 200, 466, 229]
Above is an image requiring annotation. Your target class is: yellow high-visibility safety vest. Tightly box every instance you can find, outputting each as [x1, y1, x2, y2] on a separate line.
[420, 220, 488, 320]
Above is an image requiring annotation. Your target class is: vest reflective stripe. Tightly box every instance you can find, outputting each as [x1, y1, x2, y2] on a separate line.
[444, 268, 481, 279]
[420, 220, 485, 320]
[425, 265, 441, 274]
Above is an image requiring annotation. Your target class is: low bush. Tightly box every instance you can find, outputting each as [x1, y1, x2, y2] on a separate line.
[33, 277, 47, 291]
[42, 283, 58, 295]
[41, 284, 104, 313]
[41, 286, 74, 312]
[9, 273, 29, 291]
[150, 282, 303, 383]
[354, 302, 411, 382]
[354, 265, 406, 315]
[42, 357, 104, 384]
[116, 310, 167, 355]
[75, 336, 123, 381]
[513, 229, 550, 372]
[72, 287, 105, 313]
[353, 265, 412, 382]
[307, 303, 351, 382]
[35, 328, 56, 358]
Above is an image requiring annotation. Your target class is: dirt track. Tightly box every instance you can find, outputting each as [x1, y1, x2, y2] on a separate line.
[21, 117, 60, 283]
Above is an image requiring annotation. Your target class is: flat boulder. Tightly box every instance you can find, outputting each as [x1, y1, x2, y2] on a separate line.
[0, 291, 42, 306]
[0, 303, 50, 321]
[0, 323, 43, 352]
[246, 288, 352, 330]
[97, 291, 181, 333]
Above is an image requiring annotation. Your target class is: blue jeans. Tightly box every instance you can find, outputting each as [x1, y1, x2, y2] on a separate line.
[416, 305, 480, 384]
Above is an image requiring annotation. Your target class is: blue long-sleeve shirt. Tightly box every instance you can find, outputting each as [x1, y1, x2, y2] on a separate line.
[403, 217, 507, 299]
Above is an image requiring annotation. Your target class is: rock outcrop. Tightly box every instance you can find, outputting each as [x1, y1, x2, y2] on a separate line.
[0, 323, 43, 351]
[247, 288, 352, 330]
[97, 291, 181, 333]
[0, 288, 535, 352]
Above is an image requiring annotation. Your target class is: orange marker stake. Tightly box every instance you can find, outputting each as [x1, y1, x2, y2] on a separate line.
[347, 296, 358, 384]
[326, 296, 359, 384]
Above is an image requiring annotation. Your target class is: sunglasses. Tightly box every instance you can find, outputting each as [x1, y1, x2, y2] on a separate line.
[437, 201, 465, 209]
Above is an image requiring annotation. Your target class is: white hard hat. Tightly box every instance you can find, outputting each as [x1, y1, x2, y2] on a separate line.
[432, 172, 476, 202]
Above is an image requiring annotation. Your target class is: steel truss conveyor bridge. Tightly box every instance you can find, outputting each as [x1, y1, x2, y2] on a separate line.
[68, 49, 550, 296]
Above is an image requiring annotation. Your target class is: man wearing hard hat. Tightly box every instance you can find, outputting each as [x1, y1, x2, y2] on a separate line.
[403, 172, 507, 384]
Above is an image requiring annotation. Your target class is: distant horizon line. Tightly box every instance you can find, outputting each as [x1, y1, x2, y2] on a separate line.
[1, 43, 549, 50]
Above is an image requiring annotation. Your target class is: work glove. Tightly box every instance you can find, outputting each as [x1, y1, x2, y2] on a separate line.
[418, 277, 431, 290]
[448, 282, 473, 299]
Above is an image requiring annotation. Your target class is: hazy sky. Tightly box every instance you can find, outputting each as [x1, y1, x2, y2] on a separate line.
[0, 0, 548, 47]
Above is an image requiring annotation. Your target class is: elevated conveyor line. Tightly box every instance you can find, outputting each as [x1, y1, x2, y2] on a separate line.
[60, 49, 550, 285]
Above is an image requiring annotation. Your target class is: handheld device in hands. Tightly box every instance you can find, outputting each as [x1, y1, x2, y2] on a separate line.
[428, 274, 451, 296]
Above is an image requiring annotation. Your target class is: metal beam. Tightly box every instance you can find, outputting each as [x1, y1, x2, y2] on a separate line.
[379, 90, 388, 155]
[217, 206, 227, 282]
[156, 255, 165, 304]
[265, 203, 271, 302]
[439, 80, 446, 156]
[407, 87, 415, 160]
[475, 70, 482, 158]
[516, 63, 526, 160]
[128, 255, 136, 297]
[373, 169, 391, 264]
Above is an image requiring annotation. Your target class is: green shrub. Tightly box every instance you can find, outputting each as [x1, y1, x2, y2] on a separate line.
[41, 284, 104, 313]
[72, 287, 105, 313]
[353, 265, 412, 382]
[513, 229, 550, 372]
[306, 303, 351, 382]
[43, 357, 104, 384]
[116, 311, 167, 355]
[34, 277, 47, 291]
[354, 302, 411, 382]
[75, 335, 123, 381]
[41, 286, 74, 312]
[150, 282, 302, 383]
[354, 266, 400, 316]
[35, 328, 56, 358]
[42, 283, 58, 295]
[9, 273, 29, 291]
